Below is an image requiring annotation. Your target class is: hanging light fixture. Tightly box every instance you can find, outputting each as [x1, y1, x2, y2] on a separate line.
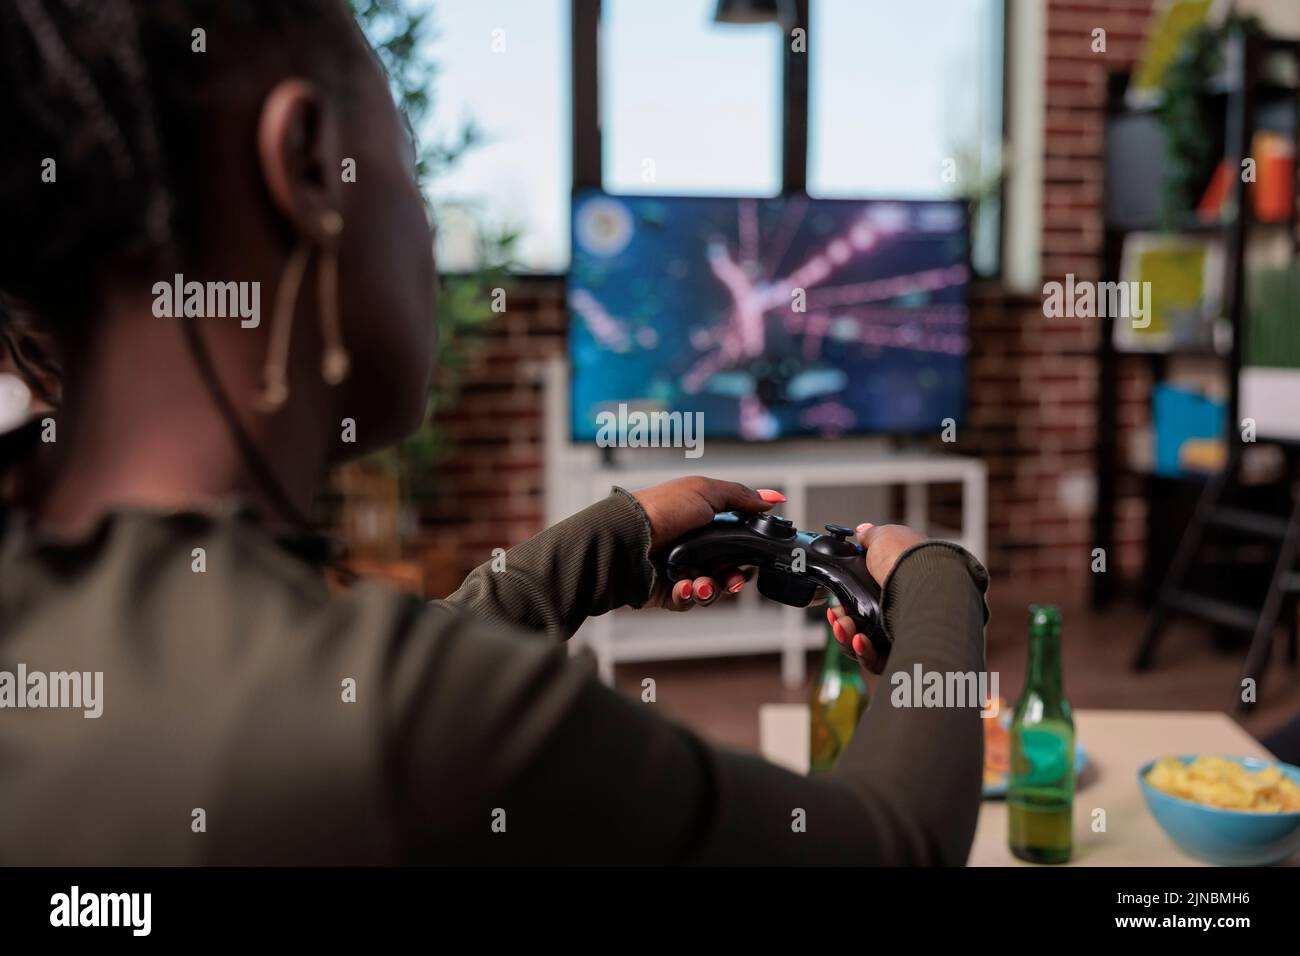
[713, 0, 793, 26]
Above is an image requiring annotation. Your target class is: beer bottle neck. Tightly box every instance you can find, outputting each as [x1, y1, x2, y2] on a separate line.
[819, 626, 867, 685]
[819, 629, 845, 674]
[1026, 629, 1063, 700]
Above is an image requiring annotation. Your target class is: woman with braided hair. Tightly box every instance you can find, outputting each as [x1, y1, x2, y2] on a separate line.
[0, 0, 987, 864]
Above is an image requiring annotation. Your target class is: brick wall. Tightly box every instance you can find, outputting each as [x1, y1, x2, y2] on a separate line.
[414, 0, 1159, 590]
[1037, 0, 1156, 582]
[420, 280, 566, 584]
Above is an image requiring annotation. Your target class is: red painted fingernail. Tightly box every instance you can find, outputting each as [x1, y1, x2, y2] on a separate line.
[697, 582, 714, 601]
[856, 522, 874, 533]
[852, 634, 868, 656]
[831, 619, 846, 642]
[680, 581, 693, 598]
[757, 489, 787, 503]
[826, 608, 836, 625]
[728, 580, 745, 593]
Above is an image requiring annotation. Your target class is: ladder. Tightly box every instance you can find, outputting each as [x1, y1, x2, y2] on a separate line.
[1133, 446, 1300, 712]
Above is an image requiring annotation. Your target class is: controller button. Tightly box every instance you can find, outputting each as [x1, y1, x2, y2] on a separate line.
[747, 512, 797, 539]
[825, 523, 856, 540]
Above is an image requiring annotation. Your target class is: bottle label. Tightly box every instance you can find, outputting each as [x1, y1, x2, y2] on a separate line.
[1017, 728, 1071, 786]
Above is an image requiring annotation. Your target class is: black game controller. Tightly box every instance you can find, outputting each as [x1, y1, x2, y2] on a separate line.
[665, 512, 888, 659]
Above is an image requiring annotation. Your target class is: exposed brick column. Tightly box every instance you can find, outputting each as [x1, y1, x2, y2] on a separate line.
[420, 279, 566, 582]
[1039, 0, 1156, 583]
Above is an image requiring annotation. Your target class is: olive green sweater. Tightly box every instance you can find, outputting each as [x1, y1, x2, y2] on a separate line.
[0, 489, 987, 864]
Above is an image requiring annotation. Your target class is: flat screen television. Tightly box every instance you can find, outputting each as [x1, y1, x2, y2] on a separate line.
[568, 191, 969, 442]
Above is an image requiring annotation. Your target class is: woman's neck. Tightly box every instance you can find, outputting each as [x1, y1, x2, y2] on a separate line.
[28, 296, 328, 538]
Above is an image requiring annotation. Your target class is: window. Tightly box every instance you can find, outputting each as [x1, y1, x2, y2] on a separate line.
[809, 0, 1004, 273]
[420, 0, 571, 273]
[601, 0, 783, 196]
[421, 0, 1005, 274]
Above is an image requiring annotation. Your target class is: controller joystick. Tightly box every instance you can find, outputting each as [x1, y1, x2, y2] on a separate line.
[664, 511, 888, 659]
[747, 511, 797, 540]
[813, 523, 862, 558]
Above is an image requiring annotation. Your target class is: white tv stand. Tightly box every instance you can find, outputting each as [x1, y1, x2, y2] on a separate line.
[541, 357, 987, 687]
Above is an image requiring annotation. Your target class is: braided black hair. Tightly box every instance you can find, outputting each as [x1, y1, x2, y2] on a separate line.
[0, 0, 361, 320]
[0, 0, 368, 540]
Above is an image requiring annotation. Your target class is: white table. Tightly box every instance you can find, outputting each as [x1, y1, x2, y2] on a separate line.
[757, 706, 1295, 866]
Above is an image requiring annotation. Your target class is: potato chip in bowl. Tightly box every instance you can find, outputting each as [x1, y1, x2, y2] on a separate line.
[1145, 755, 1300, 812]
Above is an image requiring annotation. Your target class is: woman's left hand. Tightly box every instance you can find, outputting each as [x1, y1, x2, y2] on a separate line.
[632, 476, 786, 611]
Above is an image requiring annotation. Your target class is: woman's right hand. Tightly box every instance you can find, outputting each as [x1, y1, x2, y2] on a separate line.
[826, 522, 927, 673]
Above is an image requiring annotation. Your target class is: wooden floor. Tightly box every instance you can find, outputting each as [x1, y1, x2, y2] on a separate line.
[613, 583, 1300, 755]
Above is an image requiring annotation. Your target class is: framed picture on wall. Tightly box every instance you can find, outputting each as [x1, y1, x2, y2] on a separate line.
[1114, 233, 1223, 353]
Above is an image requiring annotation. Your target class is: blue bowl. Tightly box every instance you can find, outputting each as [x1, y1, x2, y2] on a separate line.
[1138, 755, 1300, 866]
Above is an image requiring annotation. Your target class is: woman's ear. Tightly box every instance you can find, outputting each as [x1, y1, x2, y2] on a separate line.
[256, 78, 345, 242]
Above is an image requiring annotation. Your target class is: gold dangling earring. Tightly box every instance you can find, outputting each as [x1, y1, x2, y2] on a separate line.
[257, 210, 348, 412]
[257, 238, 311, 411]
[317, 210, 350, 386]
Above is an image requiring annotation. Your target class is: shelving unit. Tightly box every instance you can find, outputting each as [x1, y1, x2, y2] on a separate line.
[1092, 27, 1300, 610]
[1090, 26, 1300, 706]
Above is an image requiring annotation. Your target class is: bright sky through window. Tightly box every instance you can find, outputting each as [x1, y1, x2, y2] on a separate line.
[601, 0, 783, 197]
[420, 0, 572, 273]
[809, 0, 1003, 201]
[419, 0, 1002, 274]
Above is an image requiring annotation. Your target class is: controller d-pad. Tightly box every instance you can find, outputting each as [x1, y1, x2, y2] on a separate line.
[746, 512, 797, 540]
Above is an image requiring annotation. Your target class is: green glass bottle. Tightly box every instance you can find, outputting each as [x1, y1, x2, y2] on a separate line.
[1008, 604, 1075, 863]
[809, 601, 869, 773]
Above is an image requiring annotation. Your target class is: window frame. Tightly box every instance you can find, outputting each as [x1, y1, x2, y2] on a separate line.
[573, 0, 1007, 279]
[433, 0, 1009, 278]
